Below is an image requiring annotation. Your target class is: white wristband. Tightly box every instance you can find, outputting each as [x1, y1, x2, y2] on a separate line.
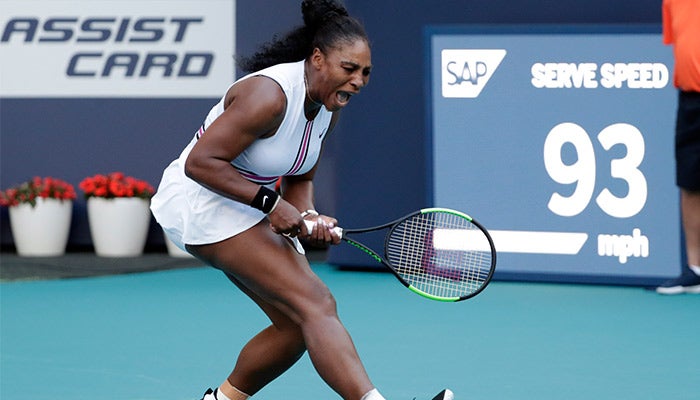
[267, 196, 282, 214]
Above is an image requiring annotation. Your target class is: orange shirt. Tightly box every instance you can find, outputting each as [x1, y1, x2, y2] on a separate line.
[663, 0, 700, 92]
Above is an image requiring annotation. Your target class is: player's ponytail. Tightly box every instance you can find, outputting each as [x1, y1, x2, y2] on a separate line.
[237, 0, 368, 73]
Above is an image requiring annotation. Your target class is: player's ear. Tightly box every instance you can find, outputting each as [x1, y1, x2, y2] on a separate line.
[310, 47, 324, 70]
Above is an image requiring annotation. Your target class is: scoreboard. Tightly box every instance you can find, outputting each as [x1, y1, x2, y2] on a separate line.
[426, 25, 680, 285]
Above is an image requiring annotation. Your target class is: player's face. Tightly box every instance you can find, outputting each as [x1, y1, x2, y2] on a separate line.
[312, 39, 372, 111]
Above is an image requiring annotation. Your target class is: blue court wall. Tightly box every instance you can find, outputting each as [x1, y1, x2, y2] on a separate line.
[0, 0, 663, 252]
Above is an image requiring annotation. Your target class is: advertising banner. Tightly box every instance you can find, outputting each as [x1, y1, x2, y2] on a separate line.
[0, 0, 235, 98]
[427, 26, 679, 284]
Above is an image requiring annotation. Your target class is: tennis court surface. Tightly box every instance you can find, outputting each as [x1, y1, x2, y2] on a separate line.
[2, 261, 699, 400]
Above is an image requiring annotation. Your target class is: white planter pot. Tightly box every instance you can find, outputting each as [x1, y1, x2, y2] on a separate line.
[8, 198, 73, 257]
[87, 197, 151, 257]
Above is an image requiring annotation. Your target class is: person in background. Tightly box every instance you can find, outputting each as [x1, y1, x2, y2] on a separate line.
[656, 0, 700, 295]
[151, 0, 455, 399]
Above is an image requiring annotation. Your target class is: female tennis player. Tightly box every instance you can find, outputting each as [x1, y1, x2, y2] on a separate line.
[151, 1, 453, 399]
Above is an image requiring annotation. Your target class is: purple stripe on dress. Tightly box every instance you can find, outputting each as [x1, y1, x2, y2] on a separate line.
[236, 170, 279, 185]
[286, 120, 313, 176]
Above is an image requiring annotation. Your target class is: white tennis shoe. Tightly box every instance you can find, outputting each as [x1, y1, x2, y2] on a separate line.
[199, 388, 216, 400]
[430, 389, 455, 400]
[412, 389, 455, 400]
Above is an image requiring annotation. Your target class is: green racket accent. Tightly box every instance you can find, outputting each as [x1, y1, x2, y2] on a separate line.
[408, 285, 461, 302]
[420, 207, 473, 221]
[345, 238, 383, 264]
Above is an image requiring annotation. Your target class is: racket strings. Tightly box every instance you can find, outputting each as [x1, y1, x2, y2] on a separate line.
[386, 212, 493, 299]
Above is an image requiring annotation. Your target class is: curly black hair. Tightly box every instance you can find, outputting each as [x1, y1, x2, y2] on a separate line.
[237, 0, 369, 73]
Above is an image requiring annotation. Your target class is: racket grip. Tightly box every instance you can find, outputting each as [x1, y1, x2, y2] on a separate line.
[303, 219, 343, 237]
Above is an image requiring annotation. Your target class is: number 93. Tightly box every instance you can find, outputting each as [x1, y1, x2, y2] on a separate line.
[543, 122, 647, 218]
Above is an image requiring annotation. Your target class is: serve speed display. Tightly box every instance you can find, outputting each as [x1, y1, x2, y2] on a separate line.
[427, 26, 679, 284]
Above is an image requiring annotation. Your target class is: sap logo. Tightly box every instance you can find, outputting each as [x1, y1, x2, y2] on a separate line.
[441, 49, 507, 98]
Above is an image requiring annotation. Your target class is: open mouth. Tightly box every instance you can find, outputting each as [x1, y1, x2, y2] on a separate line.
[336, 91, 352, 105]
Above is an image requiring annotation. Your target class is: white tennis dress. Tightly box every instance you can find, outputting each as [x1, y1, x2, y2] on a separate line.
[150, 61, 332, 253]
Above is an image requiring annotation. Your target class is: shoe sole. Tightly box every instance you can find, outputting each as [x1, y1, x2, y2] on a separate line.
[656, 286, 685, 295]
[657, 284, 700, 295]
[685, 285, 700, 294]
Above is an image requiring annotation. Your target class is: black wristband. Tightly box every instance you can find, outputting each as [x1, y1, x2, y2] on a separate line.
[251, 186, 280, 214]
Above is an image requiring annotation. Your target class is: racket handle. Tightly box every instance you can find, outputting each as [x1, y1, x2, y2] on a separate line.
[303, 219, 343, 238]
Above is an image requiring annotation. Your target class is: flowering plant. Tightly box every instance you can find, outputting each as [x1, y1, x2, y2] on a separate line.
[0, 176, 77, 208]
[79, 172, 155, 199]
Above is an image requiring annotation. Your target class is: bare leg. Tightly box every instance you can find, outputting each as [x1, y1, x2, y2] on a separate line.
[220, 275, 307, 395]
[681, 189, 700, 267]
[187, 221, 374, 400]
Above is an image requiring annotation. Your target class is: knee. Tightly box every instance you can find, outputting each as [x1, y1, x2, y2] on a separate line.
[317, 290, 338, 318]
[297, 284, 339, 323]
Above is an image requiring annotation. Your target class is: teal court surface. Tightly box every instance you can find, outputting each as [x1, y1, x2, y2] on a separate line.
[1, 261, 699, 400]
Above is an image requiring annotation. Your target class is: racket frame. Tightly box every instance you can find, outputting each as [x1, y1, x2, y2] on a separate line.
[321, 207, 497, 302]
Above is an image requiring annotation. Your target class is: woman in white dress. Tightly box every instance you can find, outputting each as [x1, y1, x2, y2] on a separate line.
[151, 1, 452, 400]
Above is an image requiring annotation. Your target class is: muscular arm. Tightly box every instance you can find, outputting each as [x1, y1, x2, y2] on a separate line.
[184, 76, 306, 235]
[184, 76, 285, 204]
[185, 76, 342, 239]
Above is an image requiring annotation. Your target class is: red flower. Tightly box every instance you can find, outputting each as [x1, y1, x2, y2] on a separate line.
[0, 177, 77, 208]
[79, 179, 95, 194]
[79, 172, 154, 199]
[94, 187, 108, 197]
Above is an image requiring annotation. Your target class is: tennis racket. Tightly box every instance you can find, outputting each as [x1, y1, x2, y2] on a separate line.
[306, 207, 496, 302]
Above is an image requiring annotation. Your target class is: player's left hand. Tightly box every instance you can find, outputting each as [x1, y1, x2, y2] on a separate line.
[303, 215, 341, 246]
